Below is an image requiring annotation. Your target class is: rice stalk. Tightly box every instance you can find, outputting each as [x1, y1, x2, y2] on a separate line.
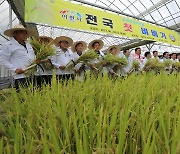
[0, 73, 180, 153]
[24, 37, 56, 75]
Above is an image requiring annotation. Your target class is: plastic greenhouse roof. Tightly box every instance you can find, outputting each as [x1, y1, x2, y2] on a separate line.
[0, 0, 180, 54]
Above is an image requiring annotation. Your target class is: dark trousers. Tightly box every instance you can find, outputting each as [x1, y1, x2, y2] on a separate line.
[56, 74, 74, 83]
[14, 77, 34, 91]
[35, 75, 52, 87]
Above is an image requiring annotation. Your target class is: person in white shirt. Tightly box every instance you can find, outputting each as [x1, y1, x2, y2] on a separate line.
[120, 49, 132, 75]
[88, 39, 104, 57]
[143, 51, 151, 67]
[105, 45, 120, 77]
[170, 53, 178, 62]
[50, 36, 75, 81]
[35, 36, 54, 86]
[152, 50, 162, 63]
[161, 51, 169, 62]
[0, 24, 36, 90]
[177, 53, 180, 62]
[71, 41, 87, 57]
[131, 47, 144, 69]
[152, 51, 159, 59]
[88, 39, 105, 76]
[38, 36, 53, 44]
[71, 41, 87, 81]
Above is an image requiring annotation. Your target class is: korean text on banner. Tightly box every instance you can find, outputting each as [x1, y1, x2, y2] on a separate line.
[25, 0, 180, 46]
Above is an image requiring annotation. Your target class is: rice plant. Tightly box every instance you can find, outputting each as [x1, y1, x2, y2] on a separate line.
[0, 73, 180, 153]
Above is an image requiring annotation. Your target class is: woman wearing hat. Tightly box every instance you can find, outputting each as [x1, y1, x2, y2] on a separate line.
[88, 39, 105, 76]
[35, 36, 54, 86]
[106, 45, 121, 77]
[119, 49, 132, 76]
[71, 41, 87, 57]
[71, 41, 87, 81]
[107, 45, 120, 56]
[0, 24, 36, 90]
[88, 39, 104, 56]
[38, 36, 53, 45]
[50, 36, 76, 81]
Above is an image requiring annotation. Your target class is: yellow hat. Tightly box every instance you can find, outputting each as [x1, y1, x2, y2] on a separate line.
[4, 24, 35, 37]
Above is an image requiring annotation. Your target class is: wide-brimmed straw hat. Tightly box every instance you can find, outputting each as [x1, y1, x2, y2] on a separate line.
[88, 39, 104, 50]
[38, 36, 53, 42]
[71, 41, 87, 52]
[107, 45, 120, 53]
[53, 36, 73, 47]
[4, 24, 35, 37]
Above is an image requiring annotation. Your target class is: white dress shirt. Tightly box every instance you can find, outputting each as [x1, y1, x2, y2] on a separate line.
[89, 51, 105, 64]
[50, 48, 76, 75]
[0, 38, 35, 79]
[142, 58, 148, 68]
[71, 52, 87, 81]
[170, 58, 179, 62]
[152, 56, 159, 59]
[152, 56, 161, 63]
[71, 52, 82, 71]
[88, 50, 105, 74]
[119, 53, 132, 75]
[161, 57, 168, 62]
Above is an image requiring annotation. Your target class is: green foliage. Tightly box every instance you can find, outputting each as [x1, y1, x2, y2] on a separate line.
[0, 73, 180, 153]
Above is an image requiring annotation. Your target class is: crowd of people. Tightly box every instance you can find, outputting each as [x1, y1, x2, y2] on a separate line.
[0, 24, 179, 90]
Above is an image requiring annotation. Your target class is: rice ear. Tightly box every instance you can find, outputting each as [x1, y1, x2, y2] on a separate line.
[76, 49, 99, 64]
[131, 60, 140, 70]
[97, 54, 128, 68]
[25, 37, 56, 76]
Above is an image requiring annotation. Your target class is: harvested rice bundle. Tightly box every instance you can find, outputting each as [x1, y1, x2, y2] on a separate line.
[65, 60, 76, 71]
[66, 50, 99, 70]
[162, 59, 172, 68]
[41, 60, 53, 70]
[162, 59, 172, 74]
[132, 60, 140, 70]
[94, 54, 127, 70]
[101, 54, 127, 66]
[24, 63, 37, 76]
[30, 37, 56, 60]
[24, 37, 56, 75]
[143, 58, 164, 73]
[76, 50, 99, 64]
[128, 60, 140, 75]
[172, 62, 180, 72]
